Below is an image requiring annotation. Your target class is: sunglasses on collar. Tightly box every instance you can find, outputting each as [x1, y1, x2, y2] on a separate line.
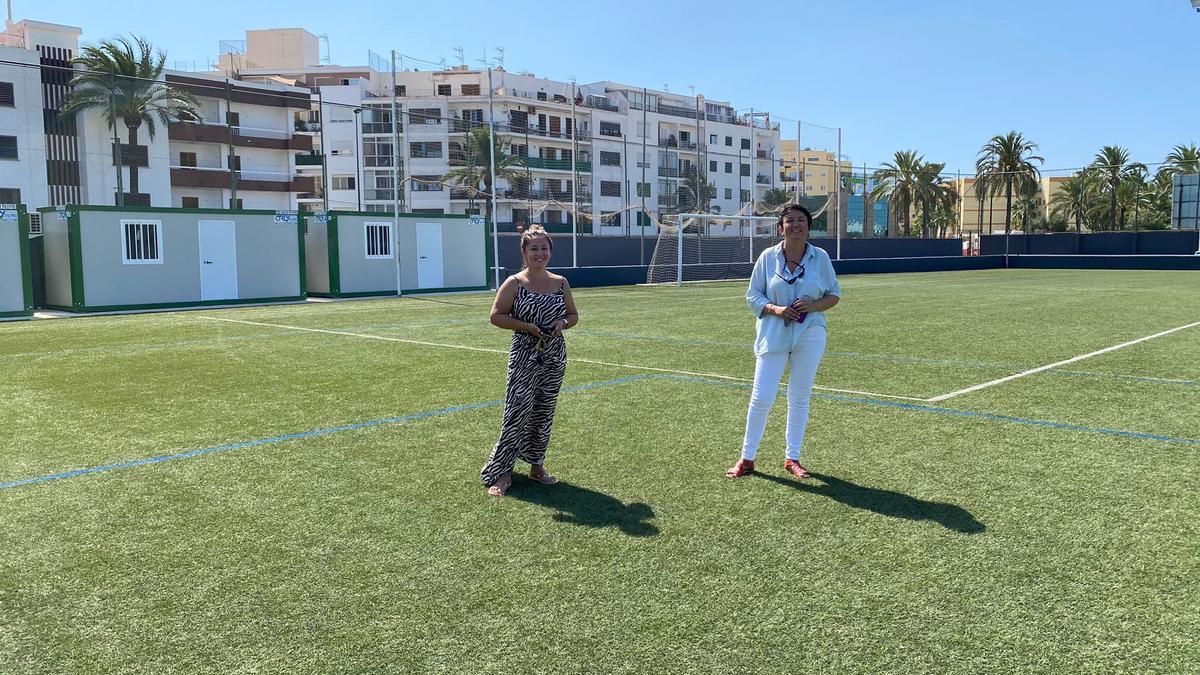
[776, 264, 806, 284]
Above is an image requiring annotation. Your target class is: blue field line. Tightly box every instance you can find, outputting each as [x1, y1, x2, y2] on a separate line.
[0, 374, 657, 491]
[4, 372, 1196, 492]
[647, 373, 1200, 446]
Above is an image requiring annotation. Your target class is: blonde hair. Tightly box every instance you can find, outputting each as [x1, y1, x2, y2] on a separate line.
[520, 224, 554, 252]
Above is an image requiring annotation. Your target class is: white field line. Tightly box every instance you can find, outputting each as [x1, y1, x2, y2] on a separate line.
[196, 316, 928, 401]
[928, 320, 1200, 402]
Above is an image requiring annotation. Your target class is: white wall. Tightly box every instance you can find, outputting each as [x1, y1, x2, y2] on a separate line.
[0, 46, 48, 209]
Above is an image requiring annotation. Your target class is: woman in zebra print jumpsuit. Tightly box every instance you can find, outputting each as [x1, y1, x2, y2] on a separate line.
[481, 225, 579, 496]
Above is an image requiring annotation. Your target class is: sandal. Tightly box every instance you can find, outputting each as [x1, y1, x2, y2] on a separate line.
[529, 466, 559, 485]
[487, 474, 512, 497]
[784, 460, 811, 479]
[726, 458, 755, 478]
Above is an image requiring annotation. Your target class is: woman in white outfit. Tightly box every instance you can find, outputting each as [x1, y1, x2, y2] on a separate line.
[727, 203, 841, 479]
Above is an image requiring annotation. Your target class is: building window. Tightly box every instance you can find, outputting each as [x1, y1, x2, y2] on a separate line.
[410, 108, 441, 125]
[179, 152, 197, 168]
[0, 136, 17, 160]
[599, 151, 621, 167]
[364, 221, 393, 259]
[363, 139, 393, 167]
[394, 85, 406, 96]
[724, 162, 732, 174]
[636, 182, 650, 198]
[740, 190, 750, 202]
[226, 111, 240, 127]
[461, 83, 481, 96]
[724, 188, 732, 200]
[229, 198, 243, 209]
[741, 163, 751, 177]
[362, 106, 393, 134]
[332, 175, 356, 190]
[0, 187, 19, 202]
[709, 134, 716, 145]
[181, 196, 199, 208]
[600, 181, 621, 197]
[228, 155, 241, 171]
[409, 141, 443, 158]
[709, 160, 717, 172]
[0, 82, 13, 107]
[741, 138, 751, 150]
[412, 175, 443, 191]
[120, 220, 163, 265]
[599, 121, 621, 137]
[725, 136, 732, 147]
[437, 84, 451, 96]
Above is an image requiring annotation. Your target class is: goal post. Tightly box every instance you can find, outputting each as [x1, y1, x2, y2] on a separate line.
[646, 213, 780, 286]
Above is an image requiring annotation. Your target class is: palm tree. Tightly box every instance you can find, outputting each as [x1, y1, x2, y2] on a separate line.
[914, 161, 958, 238]
[59, 35, 199, 204]
[1048, 172, 1098, 232]
[758, 188, 790, 215]
[975, 131, 1043, 235]
[1163, 143, 1200, 175]
[1090, 146, 1146, 230]
[870, 150, 923, 236]
[441, 127, 525, 224]
[677, 164, 715, 214]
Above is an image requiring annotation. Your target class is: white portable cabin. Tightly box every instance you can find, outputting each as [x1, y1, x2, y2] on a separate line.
[38, 205, 305, 312]
[305, 211, 489, 297]
[0, 204, 33, 320]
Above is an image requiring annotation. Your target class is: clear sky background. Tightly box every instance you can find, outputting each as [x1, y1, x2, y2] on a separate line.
[25, 0, 1200, 175]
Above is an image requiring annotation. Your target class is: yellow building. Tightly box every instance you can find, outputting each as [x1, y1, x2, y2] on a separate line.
[778, 141, 847, 198]
[947, 176, 1079, 234]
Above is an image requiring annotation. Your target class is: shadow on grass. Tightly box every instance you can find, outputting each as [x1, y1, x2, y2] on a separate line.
[507, 476, 659, 537]
[756, 471, 985, 534]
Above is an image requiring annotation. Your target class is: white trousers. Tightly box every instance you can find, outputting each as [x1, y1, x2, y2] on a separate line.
[741, 326, 827, 461]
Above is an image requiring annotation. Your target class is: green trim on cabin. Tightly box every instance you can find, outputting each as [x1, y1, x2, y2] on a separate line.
[296, 218, 307, 298]
[17, 205, 33, 313]
[66, 209, 85, 310]
[326, 214, 341, 296]
[0, 310, 33, 318]
[483, 216, 493, 289]
[65, 295, 307, 313]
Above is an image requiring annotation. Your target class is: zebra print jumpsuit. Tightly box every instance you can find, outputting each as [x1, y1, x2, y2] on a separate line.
[481, 282, 568, 486]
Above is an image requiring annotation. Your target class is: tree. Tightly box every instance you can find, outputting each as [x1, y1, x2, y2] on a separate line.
[914, 161, 958, 238]
[975, 131, 1043, 235]
[870, 150, 923, 236]
[1163, 143, 1200, 175]
[1048, 172, 1098, 233]
[59, 35, 199, 204]
[758, 188, 791, 215]
[1090, 145, 1146, 230]
[442, 127, 525, 224]
[677, 164, 715, 214]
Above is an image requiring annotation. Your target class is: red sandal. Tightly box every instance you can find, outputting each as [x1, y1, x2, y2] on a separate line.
[784, 460, 811, 479]
[725, 458, 755, 478]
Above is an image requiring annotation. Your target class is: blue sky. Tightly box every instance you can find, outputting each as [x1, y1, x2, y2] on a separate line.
[27, 0, 1200, 174]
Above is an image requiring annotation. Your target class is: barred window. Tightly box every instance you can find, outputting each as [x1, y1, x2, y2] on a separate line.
[741, 138, 751, 150]
[600, 181, 621, 197]
[741, 163, 751, 177]
[410, 108, 441, 125]
[364, 221, 393, 259]
[461, 84, 481, 96]
[121, 220, 162, 264]
[599, 151, 621, 167]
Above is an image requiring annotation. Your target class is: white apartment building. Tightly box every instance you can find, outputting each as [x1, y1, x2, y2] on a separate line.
[214, 28, 782, 236]
[0, 17, 316, 216]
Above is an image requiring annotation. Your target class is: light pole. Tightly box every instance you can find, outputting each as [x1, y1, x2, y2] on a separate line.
[353, 107, 362, 211]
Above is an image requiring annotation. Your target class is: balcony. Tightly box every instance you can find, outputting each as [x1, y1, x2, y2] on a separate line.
[756, 174, 772, 185]
[449, 187, 478, 200]
[168, 121, 314, 151]
[657, 166, 693, 178]
[659, 135, 698, 151]
[499, 124, 591, 142]
[170, 166, 315, 192]
[504, 187, 592, 202]
[295, 153, 324, 166]
[521, 157, 591, 172]
[657, 194, 681, 207]
[584, 95, 619, 112]
[656, 102, 699, 120]
[449, 119, 485, 134]
[363, 188, 397, 201]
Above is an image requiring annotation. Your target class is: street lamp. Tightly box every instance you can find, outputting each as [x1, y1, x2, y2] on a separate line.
[353, 108, 363, 211]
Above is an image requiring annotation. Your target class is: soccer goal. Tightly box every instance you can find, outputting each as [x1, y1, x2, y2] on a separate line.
[645, 213, 781, 286]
